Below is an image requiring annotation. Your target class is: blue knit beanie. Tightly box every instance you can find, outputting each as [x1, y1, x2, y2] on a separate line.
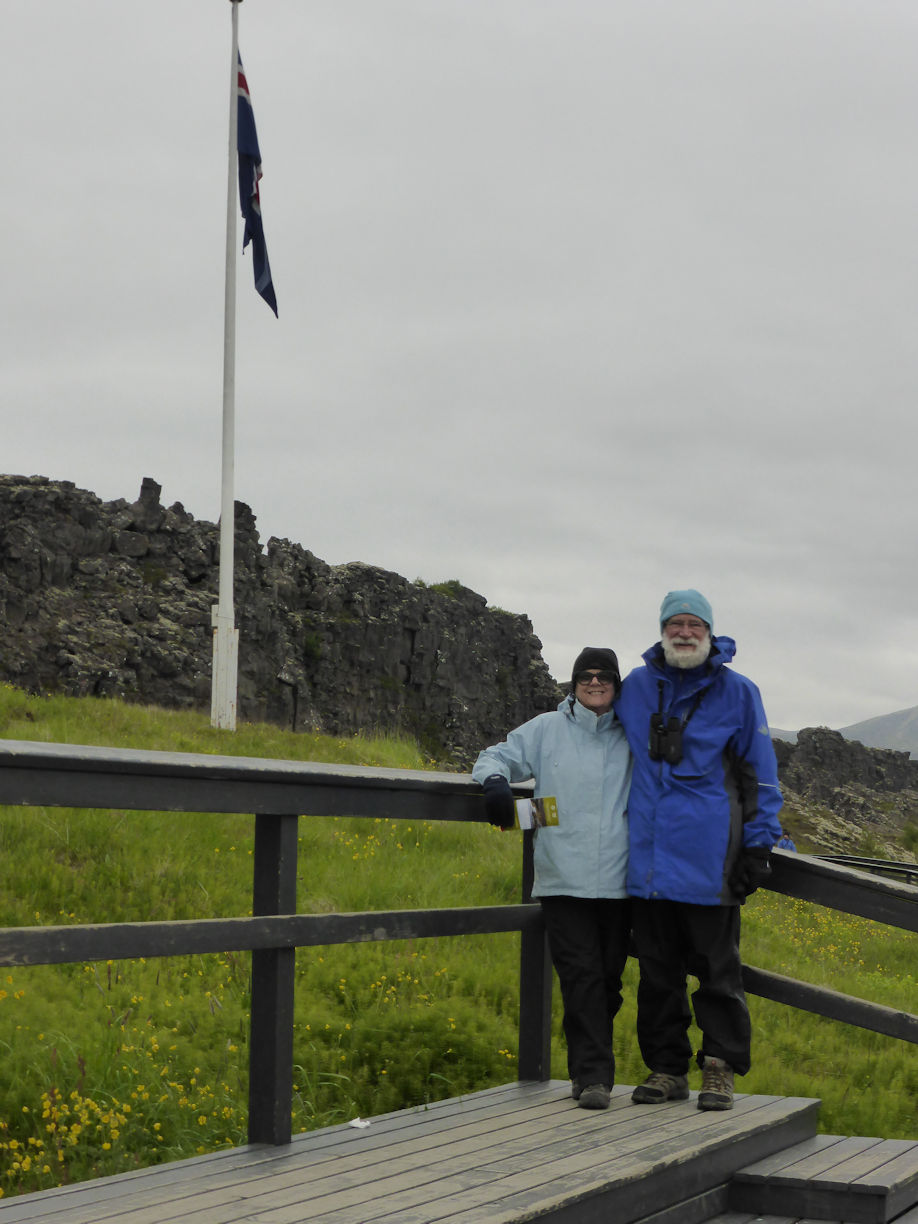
[660, 589, 713, 631]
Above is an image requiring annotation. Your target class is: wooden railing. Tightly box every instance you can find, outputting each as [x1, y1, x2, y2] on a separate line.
[743, 848, 918, 1045]
[814, 852, 918, 888]
[0, 738, 915, 1148]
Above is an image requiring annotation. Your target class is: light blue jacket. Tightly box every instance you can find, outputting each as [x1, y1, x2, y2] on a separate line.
[472, 696, 632, 899]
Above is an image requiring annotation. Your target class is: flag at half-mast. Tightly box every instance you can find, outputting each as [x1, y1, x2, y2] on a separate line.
[237, 53, 277, 316]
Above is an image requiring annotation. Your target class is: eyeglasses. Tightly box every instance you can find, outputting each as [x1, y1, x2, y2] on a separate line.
[575, 670, 617, 687]
[664, 618, 708, 635]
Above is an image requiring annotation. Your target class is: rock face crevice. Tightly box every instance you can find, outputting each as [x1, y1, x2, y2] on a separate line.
[0, 475, 560, 764]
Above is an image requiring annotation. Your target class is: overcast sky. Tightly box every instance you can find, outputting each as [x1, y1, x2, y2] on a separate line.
[6, 0, 917, 733]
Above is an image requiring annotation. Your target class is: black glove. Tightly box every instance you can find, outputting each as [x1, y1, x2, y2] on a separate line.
[729, 846, 773, 899]
[481, 774, 515, 830]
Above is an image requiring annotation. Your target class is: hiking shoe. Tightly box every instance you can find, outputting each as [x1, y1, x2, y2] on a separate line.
[631, 1071, 689, 1104]
[577, 1083, 611, 1110]
[697, 1056, 734, 1111]
[571, 1080, 581, 1101]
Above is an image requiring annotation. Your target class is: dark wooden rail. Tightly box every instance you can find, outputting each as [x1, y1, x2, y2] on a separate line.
[0, 738, 552, 1146]
[0, 737, 916, 1153]
[815, 851, 918, 887]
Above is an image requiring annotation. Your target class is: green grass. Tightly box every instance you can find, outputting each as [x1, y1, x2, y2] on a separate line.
[0, 682, 916, 1198]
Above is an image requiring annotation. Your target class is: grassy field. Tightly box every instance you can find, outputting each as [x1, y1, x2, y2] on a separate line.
[0, 683, 915, 1198]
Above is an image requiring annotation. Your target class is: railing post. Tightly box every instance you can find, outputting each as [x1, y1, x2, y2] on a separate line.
[517, 829, 552, 1080]
[248, 812, 299, 1145]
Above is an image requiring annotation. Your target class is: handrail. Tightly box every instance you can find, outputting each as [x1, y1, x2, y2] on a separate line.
[0, 905, 542, 966]
[0, 738, 916, 1151]
[0, 738, 545, 1147]
[0, 737, 500, 819]
[813, 853, 918, 887]
[767, 849, 918, 932]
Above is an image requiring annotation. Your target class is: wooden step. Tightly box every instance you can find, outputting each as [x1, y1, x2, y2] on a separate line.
[729, 1133, 918, 1223]
[705, 1215, 845, 1223]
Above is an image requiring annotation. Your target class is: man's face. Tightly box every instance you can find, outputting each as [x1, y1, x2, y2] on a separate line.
[662, 616, 711, 669]
[574, 668, 616, 715]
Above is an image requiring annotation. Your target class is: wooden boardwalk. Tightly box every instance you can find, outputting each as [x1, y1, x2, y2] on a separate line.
[5, 1079, 916, 1224]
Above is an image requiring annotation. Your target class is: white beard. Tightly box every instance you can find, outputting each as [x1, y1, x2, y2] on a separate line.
[662, 633, 711, 669]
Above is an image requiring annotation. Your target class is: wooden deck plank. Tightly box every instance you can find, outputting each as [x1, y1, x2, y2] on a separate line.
[0, 1084, 550, 1224]
[705, 1216, 841, 1223]
[733, 1134, 859, 1180]
[156, 1087, 709, 1223]
[729, 1135, 918, 1224]
[0, 1085, 820, 1224]
[0, 1084, 572, 1224]
[782, 1137, 914, 1190]
[622, 1182, 729, 1224]
[246, 1092, 719, 1217]
[441, 1100, 818, 1224]
[849, 1140, 918, 1187]
[852, 1142, 918, 1221]
[87, 1094, 810, 1224]
[743, 1135, 885, 1182]
[225, 1084, 606, 1215]
[247, 1102, 622, 1216]
[798, 1135, 918, 1184]
[291, 1096, 818, 1224]
[222, 1091, 657, 1223]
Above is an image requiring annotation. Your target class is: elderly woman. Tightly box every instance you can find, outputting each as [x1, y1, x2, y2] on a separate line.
[472, 647, 632, 1110]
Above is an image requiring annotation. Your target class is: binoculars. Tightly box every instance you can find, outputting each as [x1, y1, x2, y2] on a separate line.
[649, 713, 684, 764]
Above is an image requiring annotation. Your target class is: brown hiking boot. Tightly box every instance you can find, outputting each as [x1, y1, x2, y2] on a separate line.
[631, 1071, 689, 1104]
[578, 1083, 611, 1110]
[697, 1056, 734, 1111]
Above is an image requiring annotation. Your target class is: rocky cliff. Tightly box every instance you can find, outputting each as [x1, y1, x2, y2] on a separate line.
[774, 727, 918, 858]
[0, 475, 560, 764]
[3, 474, 918, 857]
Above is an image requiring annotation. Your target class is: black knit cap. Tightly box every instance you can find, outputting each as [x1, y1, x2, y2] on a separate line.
[571, 647, 621, 697]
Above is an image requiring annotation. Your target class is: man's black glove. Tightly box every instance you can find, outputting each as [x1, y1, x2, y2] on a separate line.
[729, 846, 773, 899]
[481, 774, 515, 830]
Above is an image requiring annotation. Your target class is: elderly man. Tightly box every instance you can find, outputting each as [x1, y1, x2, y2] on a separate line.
[616, 590, 782, 1111]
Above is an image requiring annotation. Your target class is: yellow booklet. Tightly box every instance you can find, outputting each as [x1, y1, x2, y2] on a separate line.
[514, 796, 559, 830]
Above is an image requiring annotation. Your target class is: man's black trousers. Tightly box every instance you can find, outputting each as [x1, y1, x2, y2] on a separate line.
[631, 897, 751, 1076]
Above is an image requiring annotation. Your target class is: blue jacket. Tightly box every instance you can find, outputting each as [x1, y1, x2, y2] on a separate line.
[616, 636, 783, 906]
[472, 697, 632, 899]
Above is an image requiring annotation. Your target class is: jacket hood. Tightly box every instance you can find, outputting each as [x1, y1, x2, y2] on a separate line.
[558, 693, 616, 731]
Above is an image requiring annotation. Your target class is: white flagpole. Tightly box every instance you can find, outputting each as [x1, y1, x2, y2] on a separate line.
[211, 0, 241, 730]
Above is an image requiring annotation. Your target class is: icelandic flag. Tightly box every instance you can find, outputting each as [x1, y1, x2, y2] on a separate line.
[237, 54, 278, 316]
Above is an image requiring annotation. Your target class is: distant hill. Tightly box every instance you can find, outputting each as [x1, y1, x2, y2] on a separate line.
[770, 727, 797, 744]
[770, 706, 918, 759]
[838, 706, 918, 760]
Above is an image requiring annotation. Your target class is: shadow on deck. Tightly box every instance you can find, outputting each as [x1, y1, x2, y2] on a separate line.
[4, 1081, 918, 1224]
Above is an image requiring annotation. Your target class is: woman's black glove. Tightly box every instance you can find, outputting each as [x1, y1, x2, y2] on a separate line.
[729, 846, 773, 898]
[481, 774, 515, 829]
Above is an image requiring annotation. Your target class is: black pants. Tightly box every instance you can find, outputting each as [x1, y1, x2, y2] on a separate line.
[631, 898, 751, 1077]
[539, 896, 631, 1089]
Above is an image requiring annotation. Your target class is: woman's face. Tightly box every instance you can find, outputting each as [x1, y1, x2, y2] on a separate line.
[575, 669, 615, 715]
